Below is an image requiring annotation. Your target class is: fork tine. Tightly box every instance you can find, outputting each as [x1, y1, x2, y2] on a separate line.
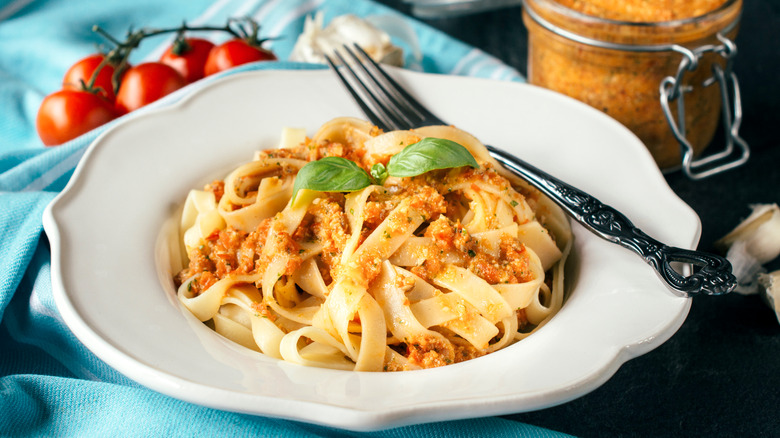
[349, 44, 446, 127]
[323, 53, 393, 131]
[332, 49, 415, 131]
[339, 46, 422, 129]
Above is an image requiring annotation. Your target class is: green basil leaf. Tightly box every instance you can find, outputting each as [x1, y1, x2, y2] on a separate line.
[370, 163, 388, 185]
[387, 137, 479, 178]
[292, 156, 372, 202]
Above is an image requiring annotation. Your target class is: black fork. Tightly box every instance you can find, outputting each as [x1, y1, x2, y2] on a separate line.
[324, 43, 737, 297]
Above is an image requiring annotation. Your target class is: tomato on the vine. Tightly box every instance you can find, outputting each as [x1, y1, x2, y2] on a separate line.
[36, 90, 118, 146]
[160, 37, 215, 83]
[115, 62, 187, 114]
[62, 54, 126, 102]
[204, 39, 276, 76]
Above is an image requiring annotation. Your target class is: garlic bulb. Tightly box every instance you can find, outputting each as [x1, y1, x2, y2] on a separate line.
[716, 204, 780, 294]
[289, 13, 404, 67]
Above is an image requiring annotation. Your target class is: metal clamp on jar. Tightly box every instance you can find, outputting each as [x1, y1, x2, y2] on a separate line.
[523, 0, 749, 179]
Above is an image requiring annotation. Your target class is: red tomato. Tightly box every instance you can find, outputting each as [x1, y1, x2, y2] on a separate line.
[115, 62, 187, 114]
[160, 37, 215, 83]
[36, 90, 118, 146]
[204, 39, 277, 76]
[62, 54, 125, 102]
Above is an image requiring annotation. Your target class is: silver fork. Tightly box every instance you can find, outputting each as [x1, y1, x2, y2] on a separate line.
[324, 44, 736, 297]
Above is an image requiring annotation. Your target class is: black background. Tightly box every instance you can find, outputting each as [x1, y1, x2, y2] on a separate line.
[377, 1, 780, 436]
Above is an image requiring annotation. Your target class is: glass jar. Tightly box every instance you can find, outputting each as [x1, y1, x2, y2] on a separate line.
[522, 0, 749, 178]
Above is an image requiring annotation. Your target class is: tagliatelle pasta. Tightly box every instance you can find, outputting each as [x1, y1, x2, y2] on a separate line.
[173, 117, 572, 372]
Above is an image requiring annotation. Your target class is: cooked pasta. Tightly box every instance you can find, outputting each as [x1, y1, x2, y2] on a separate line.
[173, 117, 572, 372]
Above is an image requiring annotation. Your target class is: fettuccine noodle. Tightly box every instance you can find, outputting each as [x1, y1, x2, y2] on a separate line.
[173, 117, 572, 372]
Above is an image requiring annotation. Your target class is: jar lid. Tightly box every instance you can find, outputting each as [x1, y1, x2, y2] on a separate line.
[523, 0, 742, 47]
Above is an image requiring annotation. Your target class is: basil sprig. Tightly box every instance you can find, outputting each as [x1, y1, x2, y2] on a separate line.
[387, 137, 478, 177]
[292, 137, 478, 202]
[291, 156, 372, 201]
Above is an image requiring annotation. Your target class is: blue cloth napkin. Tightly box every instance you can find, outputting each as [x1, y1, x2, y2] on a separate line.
[0, 0, 570, 436]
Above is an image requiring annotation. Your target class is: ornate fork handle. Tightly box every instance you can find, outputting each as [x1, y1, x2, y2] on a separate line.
[488, 145, 736, 296]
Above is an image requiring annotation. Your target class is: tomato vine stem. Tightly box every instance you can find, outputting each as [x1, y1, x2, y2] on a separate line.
[85, 17, 272, 96]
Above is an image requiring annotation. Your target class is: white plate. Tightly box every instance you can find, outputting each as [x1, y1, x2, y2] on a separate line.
[43, 68, 697, 431]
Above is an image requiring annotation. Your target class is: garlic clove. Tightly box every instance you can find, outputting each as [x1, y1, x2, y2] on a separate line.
[716, 204, 780, 295]
[757, 270, 780, 325]
[289, 13, 404, 67]
[726, 240, 766, 294]
[716, 203, 780, 263]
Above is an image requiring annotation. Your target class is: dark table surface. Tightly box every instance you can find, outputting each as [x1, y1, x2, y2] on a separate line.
[378, 1, 780, 436]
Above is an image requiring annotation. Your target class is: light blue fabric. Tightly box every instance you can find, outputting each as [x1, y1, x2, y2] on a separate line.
[0, 0, 569, 436]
